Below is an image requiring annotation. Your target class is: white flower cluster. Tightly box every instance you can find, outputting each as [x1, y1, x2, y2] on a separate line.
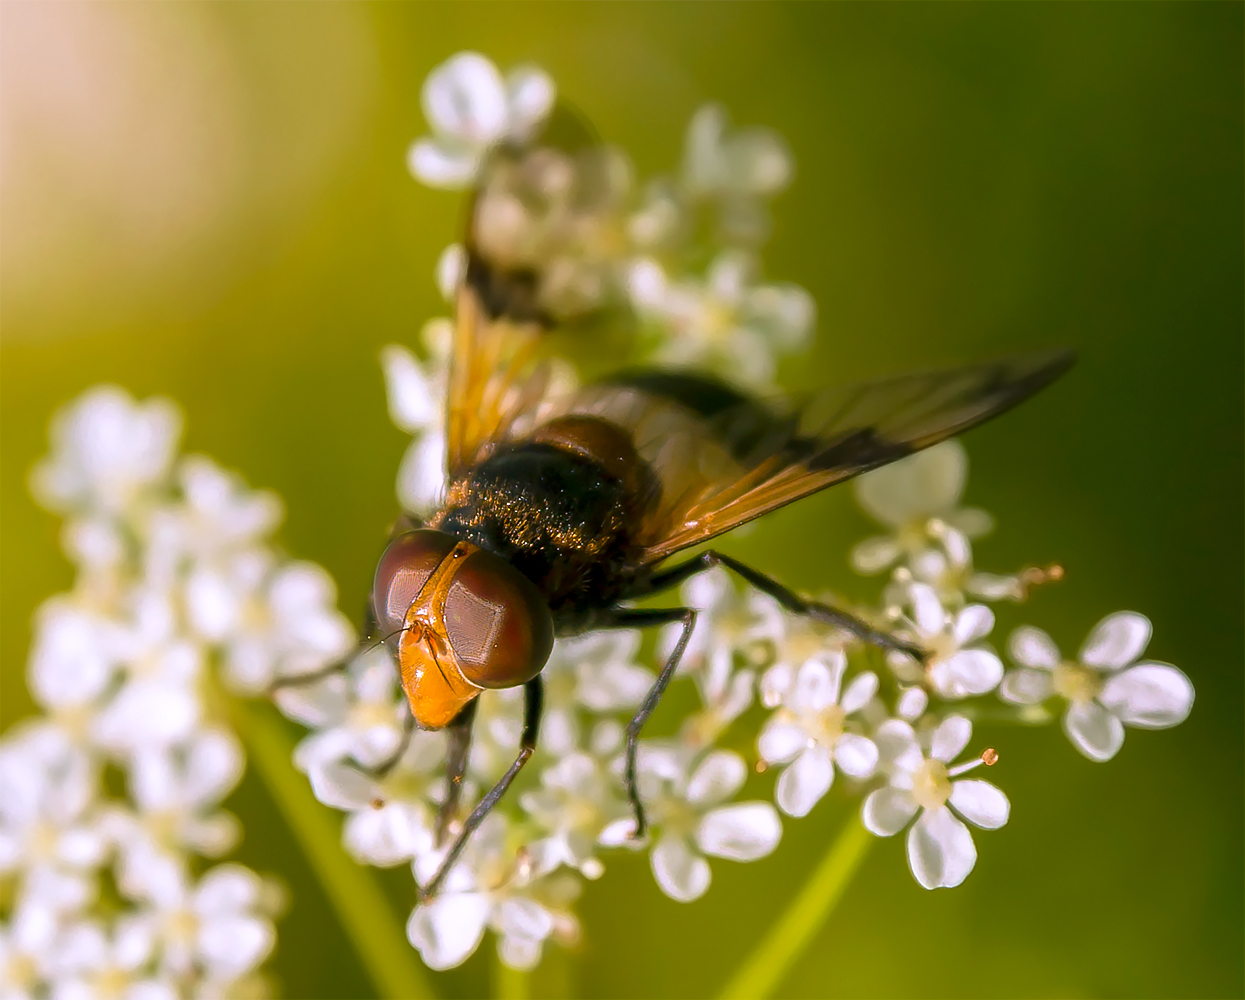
[2, 387, 355, 999]
[296, 51, 1199, 973]
[409, 50, 815, 392]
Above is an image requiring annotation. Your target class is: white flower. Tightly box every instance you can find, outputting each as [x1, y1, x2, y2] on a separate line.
[521, 748, 628, 878]
[382, 335, 449, 517]
[186, 552, 354, 693]
[1000, 613, 1194, 762]
[408, 814, 579, 972]
[851, 441, 994, 576]
[408, 52, 555, 189]
[280, 646, 408, 772]
[304, 742, 443, 868]
[758, 653, 879, 817]
[29, 386, 180, 517]
[0, 723, 107, 880]
[863, 716, 1008, 889]
[538, 632, 654, 756]
[680, 104, 792, 245]
[630, 251, 813, 389]
[891, 583, 1003, 698]
[42, 917, 170, 1000]
[127, 860, 278, 984]
[106, 728, 244, 878]
[601, 747, 782, 903]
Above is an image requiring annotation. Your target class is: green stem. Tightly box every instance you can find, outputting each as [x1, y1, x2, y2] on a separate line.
[493, 950, 530, 1000]
[718, 817, 873, 1000]
[231, 698, 434, 1000]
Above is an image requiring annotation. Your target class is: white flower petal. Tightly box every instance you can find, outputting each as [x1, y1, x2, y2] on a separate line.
[407, 139, 482, 189]
[650, 834, 711, 902]
[757, 719, 806, 765]
[407, 892, 490, 970]
[949, 779, 1010, 829]
[496, 897, 554, 943]
[840, 672, 878, 715]
[862, 787, 918, 837]
[197, 915, 273, 979]
[833, 733, 878, 779]
[792, 659, 838, 713]
[850, 536, 900, 575]
[874, 719, 923, 774]
[907, 807, 977, 889]
[685, 750, 746, 806]
[910, 584, 946, 637]
[1008, 626, 1061, 670]
[696, 803, 782, 860]
[853, 440, 967, 527]
[953, 605, 994, 646]
[504, 66, 555, 138]
[380, 345, 437, 432]
[932, 648, 1003, 698]
[999, 668, 1054, 705]
[1099, 663, 1194, 729]
[1080, 612, 1152, 670]
[308, 762, 376, 811]
[1063, 701, 1125, 761]
[776, 747, 833, 817]
[896, 687, 928, 721]
[422, 52, 507, 143]
[930, 715, 972, 763]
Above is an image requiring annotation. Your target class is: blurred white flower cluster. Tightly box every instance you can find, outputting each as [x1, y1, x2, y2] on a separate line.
[409, 50, 814, 391]
[2, 387, 355, 999]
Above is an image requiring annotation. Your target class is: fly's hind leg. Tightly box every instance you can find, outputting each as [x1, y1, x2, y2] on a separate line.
[640, 551, 927, 662]
[595, 606, 698, 840]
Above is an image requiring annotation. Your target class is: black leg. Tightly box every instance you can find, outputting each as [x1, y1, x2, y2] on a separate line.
[434, 699, 479, 846]
[351, 709, 416, 781]
[417, 678, 544, 903]
[638, 550, 927, 662]
[595, 606, 698, 840]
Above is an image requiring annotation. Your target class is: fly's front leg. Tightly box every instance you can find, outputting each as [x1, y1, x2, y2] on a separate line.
[417, 679, 543, 904]
[435, 699, 479, 846]
[641, 550, 927, 662]
[595, 606, 698, 840]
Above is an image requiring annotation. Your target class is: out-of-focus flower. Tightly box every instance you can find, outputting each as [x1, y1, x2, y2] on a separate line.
[1000, 613, 1194, 761]
[408, 52, 555, 189]
[863, 716, 1008, 889]
[851, 441, 994, 576]
[629, 251, 813, 388]
[29, 386, 180, 517]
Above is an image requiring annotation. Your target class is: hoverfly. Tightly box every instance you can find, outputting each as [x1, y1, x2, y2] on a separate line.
[360, 112, 1072, 902]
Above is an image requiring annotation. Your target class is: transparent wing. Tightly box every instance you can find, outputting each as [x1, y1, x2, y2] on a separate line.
[570, 351, 1075, 563]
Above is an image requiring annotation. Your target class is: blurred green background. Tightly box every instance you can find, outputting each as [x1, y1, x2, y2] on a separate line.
[2, 3, 1241, 997]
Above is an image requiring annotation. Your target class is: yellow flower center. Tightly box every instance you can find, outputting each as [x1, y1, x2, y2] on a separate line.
[911, 759, 952, 811]
[809, 705, 846, 747]
[1052, 661, 1102, 704]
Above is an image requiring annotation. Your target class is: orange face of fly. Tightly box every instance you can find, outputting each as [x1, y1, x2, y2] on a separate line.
[371, 531, 555, 730]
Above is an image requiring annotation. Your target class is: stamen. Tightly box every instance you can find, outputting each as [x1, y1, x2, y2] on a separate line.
[755, 760, 768, 774]
[948, 748, 999, 777]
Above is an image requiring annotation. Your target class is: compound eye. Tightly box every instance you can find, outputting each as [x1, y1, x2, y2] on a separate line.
[443, 548, 554, 689]
[371, 531, 458, 637]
